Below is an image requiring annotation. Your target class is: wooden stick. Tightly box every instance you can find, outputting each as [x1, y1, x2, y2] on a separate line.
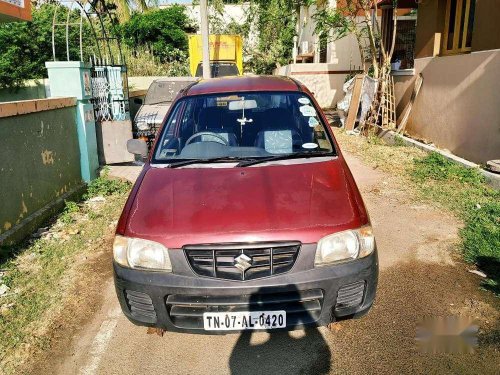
[397, 73, 423, 134]
[345, 74, 365, 131]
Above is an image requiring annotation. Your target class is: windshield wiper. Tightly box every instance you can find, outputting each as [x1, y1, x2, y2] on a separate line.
[236, 151, 333, 167]
[166, 156, 241, 168]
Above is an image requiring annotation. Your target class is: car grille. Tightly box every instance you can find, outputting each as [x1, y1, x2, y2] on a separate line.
[166, 289, 324, 330]
[125, 290, 157, 324]
[334, 281, 365, 311]
[184, 242, 301, 281]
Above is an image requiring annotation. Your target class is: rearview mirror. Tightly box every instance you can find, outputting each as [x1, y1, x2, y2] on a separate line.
[134, 98, 143, 105]
[228, 99, 257, 111]
[127, 139, 148, 158]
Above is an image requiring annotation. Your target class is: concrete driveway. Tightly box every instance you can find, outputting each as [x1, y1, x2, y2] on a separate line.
[40, 152, 500, 375]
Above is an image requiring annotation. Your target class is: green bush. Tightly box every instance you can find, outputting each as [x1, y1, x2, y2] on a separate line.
[84, 171, 130, 199]
[120, 6, 193, 65]
[123, 45, 189, 77]
[245, 0, 297, 74]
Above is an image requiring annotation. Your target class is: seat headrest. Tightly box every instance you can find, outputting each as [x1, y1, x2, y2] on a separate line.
[265, 108, 295, 129]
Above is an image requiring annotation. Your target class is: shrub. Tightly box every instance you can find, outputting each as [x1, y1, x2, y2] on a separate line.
[84, 171, 130, 199]
[60, 201, 80, 224]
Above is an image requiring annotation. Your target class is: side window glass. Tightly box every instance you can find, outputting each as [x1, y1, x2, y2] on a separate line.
[154, 103, 182, 159]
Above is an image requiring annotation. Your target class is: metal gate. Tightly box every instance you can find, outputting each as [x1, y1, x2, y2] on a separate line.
[91, 60, 130, 122]
[51, 0, 130, 122]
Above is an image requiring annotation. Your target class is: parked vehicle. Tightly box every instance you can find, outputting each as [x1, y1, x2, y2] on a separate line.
[133, 78, 197, 148]
[188, 34, 243, 77]
[115, 76, 378, 334]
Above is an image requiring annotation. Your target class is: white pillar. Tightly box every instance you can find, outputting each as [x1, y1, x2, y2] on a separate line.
[200, 0, 211, 79]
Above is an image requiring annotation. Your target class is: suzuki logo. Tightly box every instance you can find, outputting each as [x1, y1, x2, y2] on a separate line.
[234, 254, 252, 272]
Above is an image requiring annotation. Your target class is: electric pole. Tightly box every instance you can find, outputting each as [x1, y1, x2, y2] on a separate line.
[200, 0, 211, 79]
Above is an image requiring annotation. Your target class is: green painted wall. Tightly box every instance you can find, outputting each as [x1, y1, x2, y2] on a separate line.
[0, 106, 82, 238]
[0, 80, 48, 102]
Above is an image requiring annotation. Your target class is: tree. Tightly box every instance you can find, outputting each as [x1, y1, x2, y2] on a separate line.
[241, 0, 314, 75]
[314, 0, 399, 129]
[0, 4, 93, 89]
[108, 0, 153, 23]
[120, 6, 194, 64]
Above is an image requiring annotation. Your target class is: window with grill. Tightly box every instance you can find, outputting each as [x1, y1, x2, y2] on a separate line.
[442, 0, 476, 55]
[392, 18, 417, 70]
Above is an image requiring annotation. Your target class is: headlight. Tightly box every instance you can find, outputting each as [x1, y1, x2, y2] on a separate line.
[113, 235, 172, 271]
[314, 225, 375, 266]
[136, 121, 149, 131]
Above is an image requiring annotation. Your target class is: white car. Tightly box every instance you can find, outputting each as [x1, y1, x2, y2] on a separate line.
[133, 77, 197, 147]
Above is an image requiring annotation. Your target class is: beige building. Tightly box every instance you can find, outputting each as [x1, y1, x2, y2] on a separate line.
[278, 0, 498, 164]
[275, 0, 365, 108]
[393, 0, 500, 164]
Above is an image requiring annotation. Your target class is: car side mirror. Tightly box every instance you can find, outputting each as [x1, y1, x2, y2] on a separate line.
[127, 139, 148, 158]
[134, 98, 143, 105]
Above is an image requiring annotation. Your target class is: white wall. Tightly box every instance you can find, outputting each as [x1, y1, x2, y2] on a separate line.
[278, 3, 364, 108]
[275, 63, 347, 108]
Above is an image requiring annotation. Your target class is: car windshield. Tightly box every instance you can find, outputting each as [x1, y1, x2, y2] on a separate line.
[152, 91, 335, 164]
[145, 81, 191, 105]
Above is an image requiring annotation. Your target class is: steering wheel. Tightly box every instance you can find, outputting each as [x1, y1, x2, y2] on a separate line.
[185, 131, 229, 146]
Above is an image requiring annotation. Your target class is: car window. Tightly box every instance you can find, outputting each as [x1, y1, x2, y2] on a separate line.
[195, 63, 239, 78]
[153, 92, 335, 163]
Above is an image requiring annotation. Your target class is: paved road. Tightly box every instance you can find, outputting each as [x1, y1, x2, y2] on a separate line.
[46, 153, 499, 375]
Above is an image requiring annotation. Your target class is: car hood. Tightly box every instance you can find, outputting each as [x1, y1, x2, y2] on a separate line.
[125, 159, 367, 248]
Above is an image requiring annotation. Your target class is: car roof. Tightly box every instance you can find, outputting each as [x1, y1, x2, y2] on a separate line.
[182, 75, 303, 97]
[152, 77, 198, 83]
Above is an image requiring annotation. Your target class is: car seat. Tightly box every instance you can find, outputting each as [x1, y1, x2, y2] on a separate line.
[198, 107, 238, 146]
[254, 108, 303, 153]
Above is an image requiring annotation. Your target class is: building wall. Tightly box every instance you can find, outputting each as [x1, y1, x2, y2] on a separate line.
[278, 5, 364, 109]
[414, 0, 446, 58]
[395, 0, 500, 164]
[396, 50, 500, 164]
[0, 0, 31, 22]
[470, 0, 500, 52]
[0, 79, 50, 102]
[0, 98, 83, 245]
[415, 0, 500, 58]
[276, 63, 351, 108]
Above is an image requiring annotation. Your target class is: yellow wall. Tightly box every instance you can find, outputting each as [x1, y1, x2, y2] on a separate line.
[188, 35, 243, 77]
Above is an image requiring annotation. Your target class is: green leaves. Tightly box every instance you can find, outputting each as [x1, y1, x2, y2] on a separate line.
[120, 6, 192, 64]
[313, 8, 356, 42]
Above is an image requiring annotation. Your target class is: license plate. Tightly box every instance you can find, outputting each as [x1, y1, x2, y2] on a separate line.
[203, 311, 286, 331]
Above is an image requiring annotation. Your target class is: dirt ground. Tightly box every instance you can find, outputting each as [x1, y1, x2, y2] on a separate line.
[30, 151, 500, 375]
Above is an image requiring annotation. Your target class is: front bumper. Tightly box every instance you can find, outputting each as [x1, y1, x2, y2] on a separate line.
[114, 245, 378, 334]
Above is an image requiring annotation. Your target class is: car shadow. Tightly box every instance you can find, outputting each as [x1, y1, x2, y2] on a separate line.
[228, 285, 331, 375]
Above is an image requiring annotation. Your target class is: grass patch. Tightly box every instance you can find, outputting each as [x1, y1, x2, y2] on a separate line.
[0, 175, 130, 374]
[334, 130, 500, 295]
[411, 152, 500, 294]
[84, 168, 131, 199]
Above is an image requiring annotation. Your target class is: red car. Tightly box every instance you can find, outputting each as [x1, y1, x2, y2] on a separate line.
[114, 76, 378, 333]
